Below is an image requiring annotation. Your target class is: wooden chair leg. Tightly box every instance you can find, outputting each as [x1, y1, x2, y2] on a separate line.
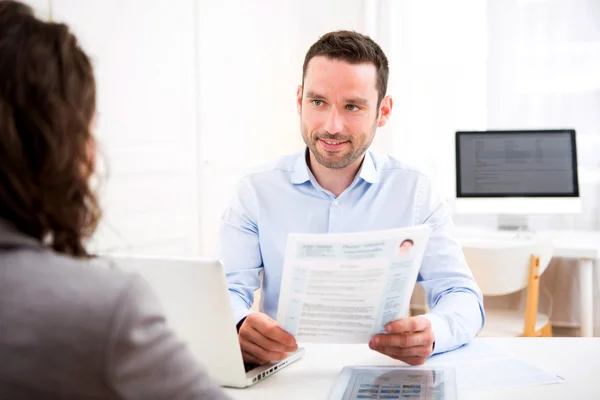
[541, 322, 553, 337]
[523, 255, 542, 337]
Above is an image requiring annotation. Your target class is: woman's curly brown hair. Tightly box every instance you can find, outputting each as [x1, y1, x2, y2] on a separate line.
[0, 0, 101, 258]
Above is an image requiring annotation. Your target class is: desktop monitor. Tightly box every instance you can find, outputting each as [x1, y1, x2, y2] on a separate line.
[454, 129, 581, 229]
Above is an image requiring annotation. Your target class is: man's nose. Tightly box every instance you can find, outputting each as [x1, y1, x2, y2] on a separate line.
[323, 108, 344, 134]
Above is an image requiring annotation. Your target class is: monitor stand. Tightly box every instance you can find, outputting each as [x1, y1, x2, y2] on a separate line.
[497, 214, 530, 231]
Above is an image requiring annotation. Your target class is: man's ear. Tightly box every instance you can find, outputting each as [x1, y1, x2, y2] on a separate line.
[377, 96, 393, 128]
[296, 85, 303, 116]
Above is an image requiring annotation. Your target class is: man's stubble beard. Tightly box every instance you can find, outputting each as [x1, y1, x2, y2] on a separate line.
[300, 119, 377, 169]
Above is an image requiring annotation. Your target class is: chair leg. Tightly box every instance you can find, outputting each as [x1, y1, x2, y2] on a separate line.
[540, 322, 553, 337]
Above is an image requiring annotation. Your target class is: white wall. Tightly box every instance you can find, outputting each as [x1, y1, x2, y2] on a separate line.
[50, 0, 200, 256]
[22, 0, 50, 19]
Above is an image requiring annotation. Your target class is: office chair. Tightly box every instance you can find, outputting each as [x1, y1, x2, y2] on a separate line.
[462, 238, 554, 337]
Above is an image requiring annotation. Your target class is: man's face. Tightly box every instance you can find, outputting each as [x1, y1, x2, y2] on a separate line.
[297, 56, 390, 169]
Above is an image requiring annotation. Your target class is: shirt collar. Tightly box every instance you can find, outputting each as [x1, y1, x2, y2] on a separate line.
[290, 149, 311, 184]
[358, 151, 380, 184]
[289, 148, 380, 185]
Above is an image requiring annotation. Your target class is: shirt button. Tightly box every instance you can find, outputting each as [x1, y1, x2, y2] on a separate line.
[333, 201, 339, 206]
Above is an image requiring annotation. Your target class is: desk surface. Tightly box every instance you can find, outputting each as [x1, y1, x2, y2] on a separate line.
[455, 227, 600, 259]
[224, 338, 600, 400]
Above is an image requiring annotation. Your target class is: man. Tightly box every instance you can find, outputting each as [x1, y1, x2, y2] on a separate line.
[0, 1, 229, 398]
[219, 30, 485, 367]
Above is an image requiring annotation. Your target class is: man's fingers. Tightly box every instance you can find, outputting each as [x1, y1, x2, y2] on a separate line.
[250, 315, 297, 351]
[370, 343, 432, 359]
[369, 343, 429, 366]
[240, 338, 287, 363]
[239, 312, 298, 365]
[371, 331, 434, 349]
[385, 316, 430, 334]
[241, 351, 267, 365]
[240, 325, 292, 354]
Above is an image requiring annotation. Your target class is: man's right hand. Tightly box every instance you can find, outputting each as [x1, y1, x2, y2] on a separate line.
[238, 312, 298, 365]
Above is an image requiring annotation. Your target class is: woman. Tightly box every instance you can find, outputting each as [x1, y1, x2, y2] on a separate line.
[0, 1, 229, 399]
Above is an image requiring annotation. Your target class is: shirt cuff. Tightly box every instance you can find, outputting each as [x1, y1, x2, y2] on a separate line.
[236, 316, 247, 333]
[229, 291, 253, 326]
[421, 311, 453, 356]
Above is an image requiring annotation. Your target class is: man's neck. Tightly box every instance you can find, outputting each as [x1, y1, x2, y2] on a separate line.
[307, 151, 365, 197]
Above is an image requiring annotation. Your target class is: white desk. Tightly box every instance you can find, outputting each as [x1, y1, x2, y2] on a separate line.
[456, 227, 600, 337]
[224, 338, 600, 399]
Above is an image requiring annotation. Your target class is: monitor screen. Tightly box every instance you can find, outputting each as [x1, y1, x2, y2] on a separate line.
[456, 130, 579, 197]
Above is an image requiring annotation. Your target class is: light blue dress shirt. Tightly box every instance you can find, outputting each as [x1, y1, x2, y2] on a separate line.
[219, 150, 485, 355]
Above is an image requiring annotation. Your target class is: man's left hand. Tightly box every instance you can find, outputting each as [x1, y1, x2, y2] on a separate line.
[368, 316, 435, 365]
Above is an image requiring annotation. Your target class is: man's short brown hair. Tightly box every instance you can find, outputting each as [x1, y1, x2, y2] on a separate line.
[302, 30, 389, 107]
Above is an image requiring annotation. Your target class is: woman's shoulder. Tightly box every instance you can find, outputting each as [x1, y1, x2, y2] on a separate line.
[1, 247, 144, 336]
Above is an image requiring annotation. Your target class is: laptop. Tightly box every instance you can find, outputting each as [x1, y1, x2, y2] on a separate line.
[108, 255, 305, 388]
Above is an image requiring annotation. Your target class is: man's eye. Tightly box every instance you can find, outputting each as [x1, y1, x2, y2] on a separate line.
[346, 104, 359, 111]
[312, 100, 324, 107]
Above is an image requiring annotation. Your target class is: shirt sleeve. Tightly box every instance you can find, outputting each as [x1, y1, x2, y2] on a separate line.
[415, 175, 485, 355]
[218, 177, 263, 324]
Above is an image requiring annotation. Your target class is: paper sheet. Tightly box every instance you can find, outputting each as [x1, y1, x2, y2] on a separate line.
[427, 341, 564, 391]
[276, 226, 431, 343]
